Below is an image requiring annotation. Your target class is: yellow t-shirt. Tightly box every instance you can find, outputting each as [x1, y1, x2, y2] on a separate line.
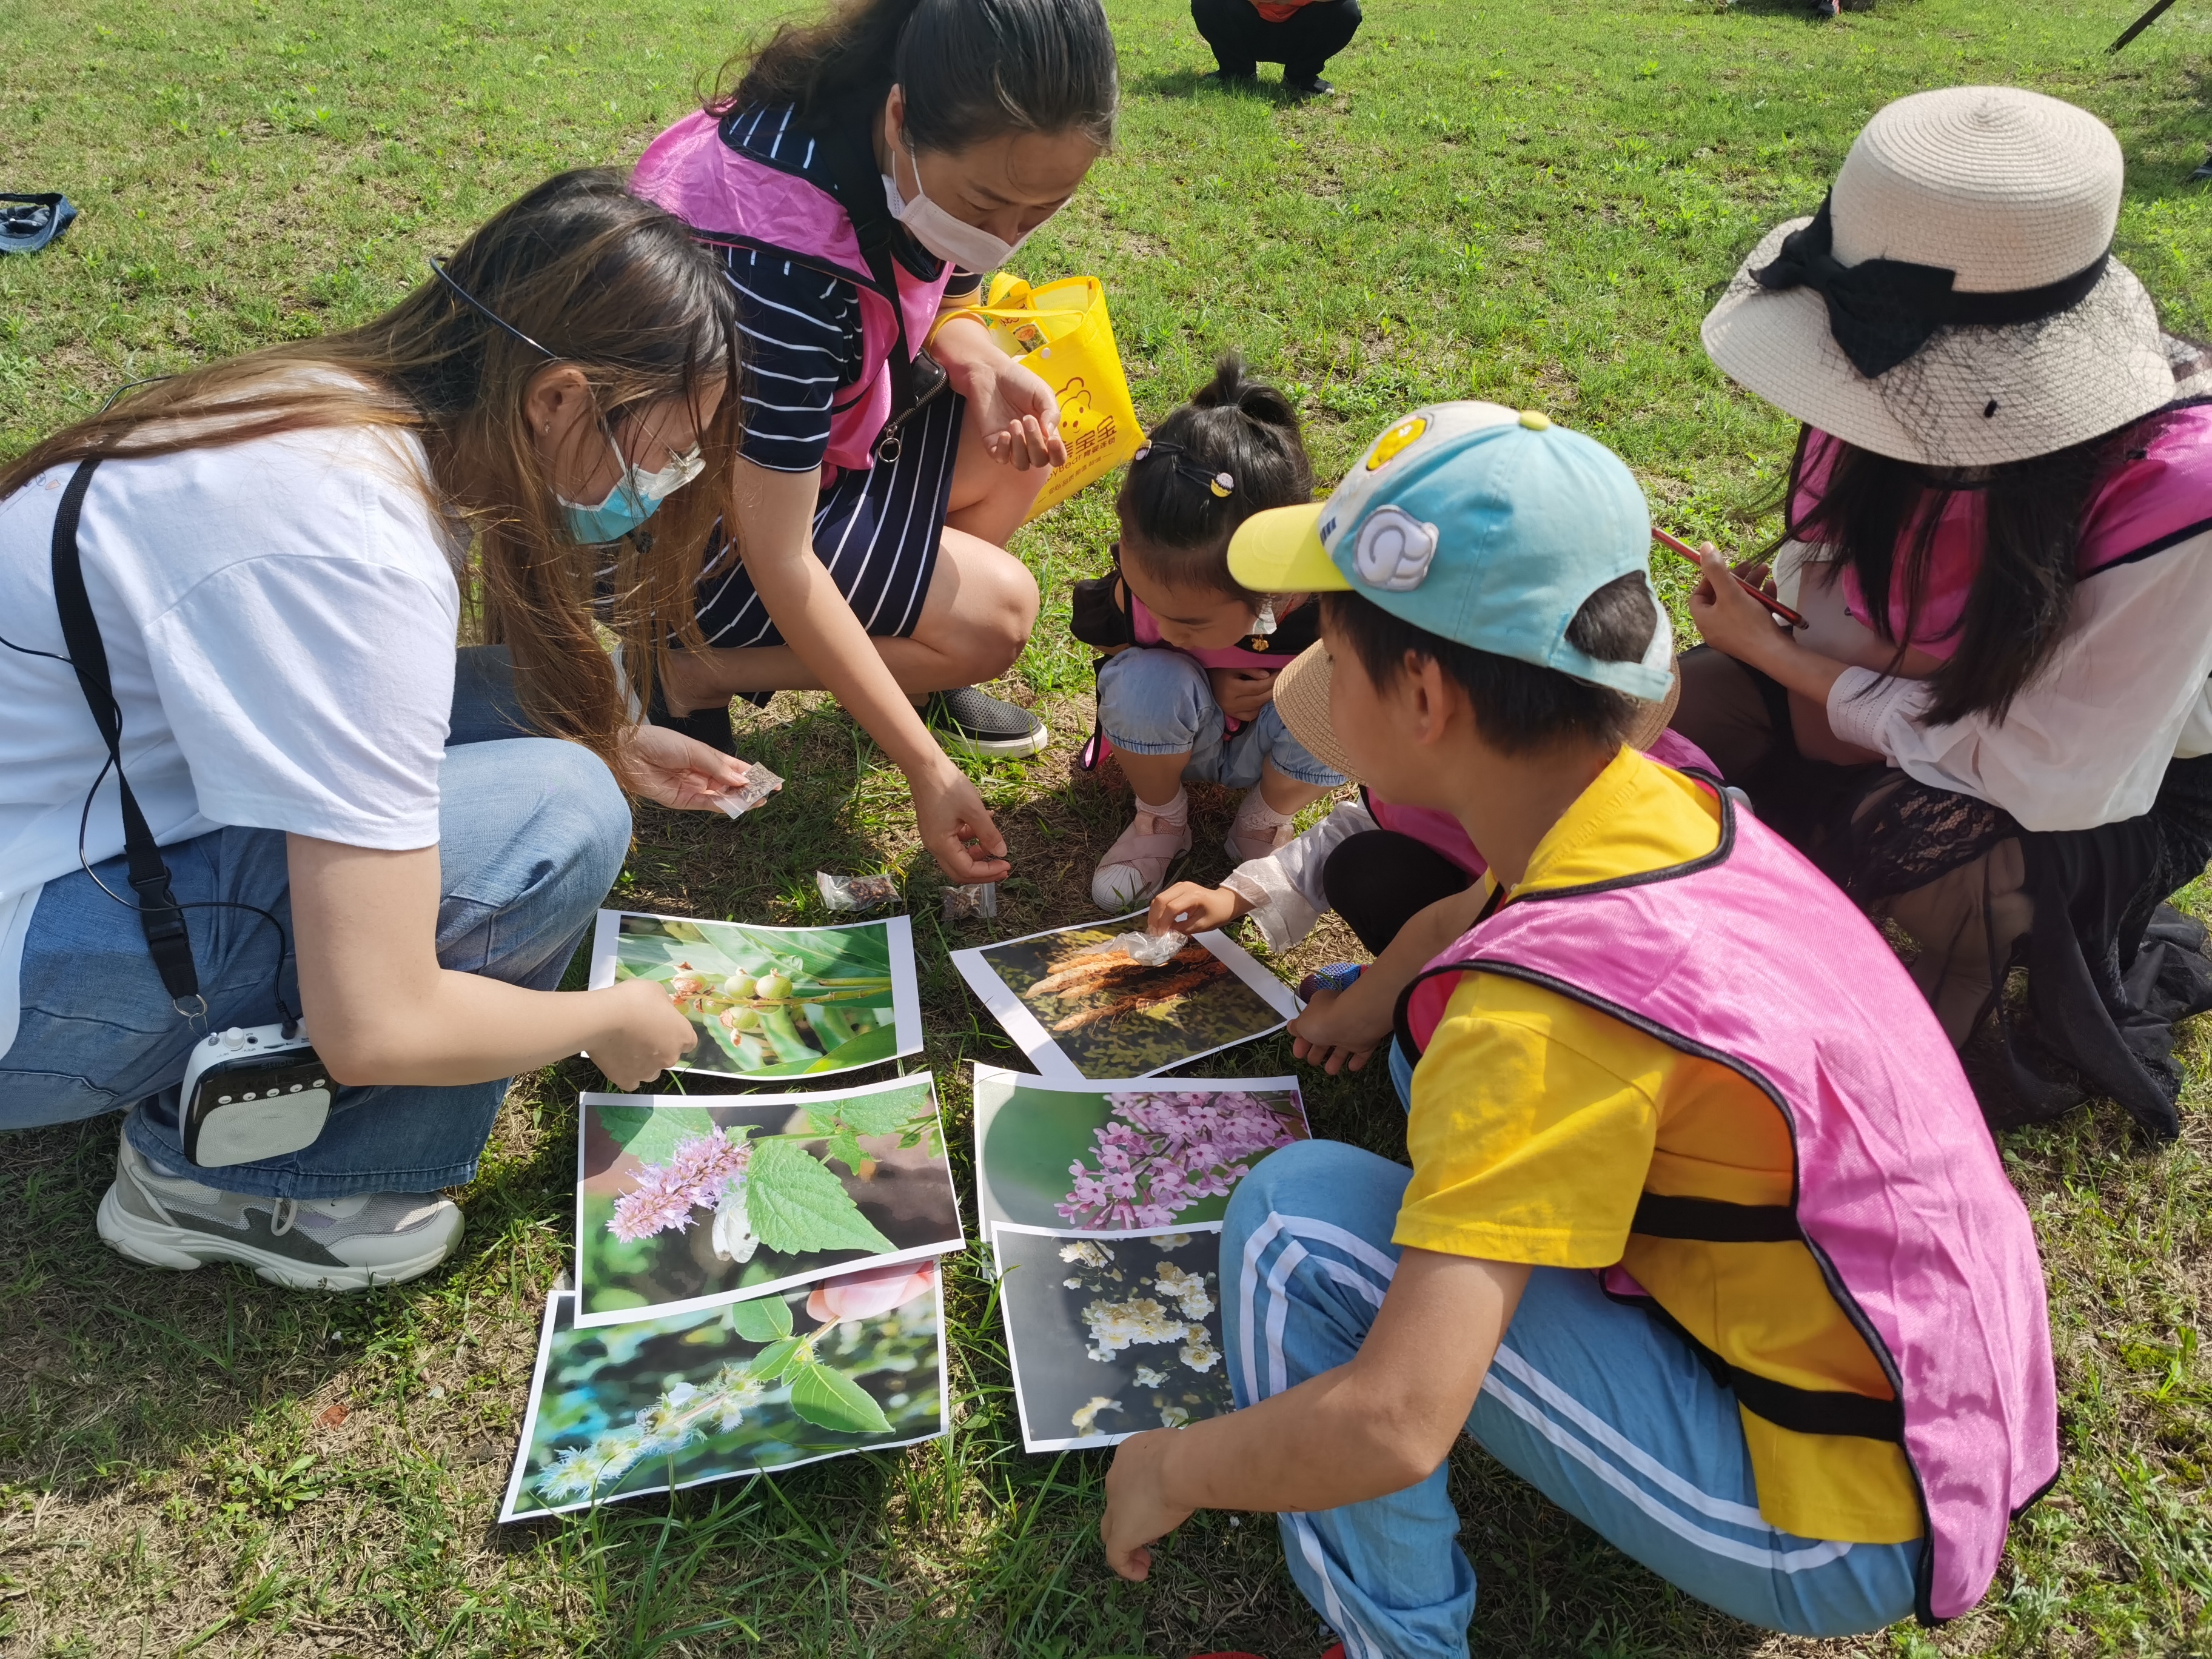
[1397, 746, 1922, 1546]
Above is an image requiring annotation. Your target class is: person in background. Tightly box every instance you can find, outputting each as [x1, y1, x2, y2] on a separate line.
[1191, 0, 1362, 99]
[1683, 85, 2212, 1141]
[1067, 358, 1345, 910]
[0, 172, 745, 1289]
[631, 0, 1119, 884]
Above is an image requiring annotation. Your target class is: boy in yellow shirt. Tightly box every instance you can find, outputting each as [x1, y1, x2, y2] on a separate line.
[1098, 403, 2056, 1659]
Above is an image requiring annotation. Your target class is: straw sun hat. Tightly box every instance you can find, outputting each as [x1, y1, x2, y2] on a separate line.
[1702, 86, 2177, 469]
[1269, 640, 1681, 783]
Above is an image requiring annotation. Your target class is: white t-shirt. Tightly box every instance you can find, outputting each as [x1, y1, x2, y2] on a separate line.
[0, 423, 464, 1058]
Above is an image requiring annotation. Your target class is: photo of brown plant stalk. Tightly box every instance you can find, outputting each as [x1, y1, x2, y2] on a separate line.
[977, 923, 1289, 1078]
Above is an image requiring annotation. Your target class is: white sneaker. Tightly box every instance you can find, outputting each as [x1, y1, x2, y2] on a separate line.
[96, 1130, 463, 1290]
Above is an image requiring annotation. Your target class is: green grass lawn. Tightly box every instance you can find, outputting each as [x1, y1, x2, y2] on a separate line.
[5, 0, 2211, 1653]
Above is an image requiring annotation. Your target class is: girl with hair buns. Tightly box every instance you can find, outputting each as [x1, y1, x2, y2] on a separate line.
[1067, 356, 1347, 910]
[0, 170, 747, 1287]
[630, 0, 1119, 885]
[1678, 85, 2212, 1140]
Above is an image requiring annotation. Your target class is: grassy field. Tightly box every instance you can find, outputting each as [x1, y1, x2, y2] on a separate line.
[4, 0, 2211, 1653]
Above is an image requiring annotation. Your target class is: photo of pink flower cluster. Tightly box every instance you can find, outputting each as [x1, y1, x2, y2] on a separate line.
[610, 1130, 751, 1242]
[1056, 1091, 1299, 1230]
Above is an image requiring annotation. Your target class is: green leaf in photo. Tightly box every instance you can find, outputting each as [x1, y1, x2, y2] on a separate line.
[598, 1104, 721, 1168]
[800, 1024, 902, 1074]
[808, 1078, 932, 1139]
[727, 1295, 793, 1344]
[786, 1361, 893, 1435]
[745, 1138, 896, 1256]
[745, 1336, 802, 1381]
[823, 1128, 868, 1176]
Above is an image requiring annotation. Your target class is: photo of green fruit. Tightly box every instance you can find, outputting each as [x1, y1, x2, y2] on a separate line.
[591, 910, 922, 1081]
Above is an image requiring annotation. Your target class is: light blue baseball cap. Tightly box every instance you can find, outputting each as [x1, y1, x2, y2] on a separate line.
[1227, 402, 1672, 700]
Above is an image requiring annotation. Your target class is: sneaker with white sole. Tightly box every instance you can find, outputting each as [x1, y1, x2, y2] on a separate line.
[96, 1130, 464, 1291]
[924, 686, 1050, 760]
[1091, 807, 1195, 910]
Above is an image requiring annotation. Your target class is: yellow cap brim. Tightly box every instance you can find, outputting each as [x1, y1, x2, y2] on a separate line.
[1227, 503, 1346, 594]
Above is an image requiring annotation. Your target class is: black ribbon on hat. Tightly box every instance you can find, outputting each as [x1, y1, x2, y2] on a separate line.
[1754, 196, 2112, 379]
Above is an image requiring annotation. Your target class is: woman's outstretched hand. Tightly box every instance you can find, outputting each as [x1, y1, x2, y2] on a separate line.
[910, 761, 1012, 884]
[617, 722, 754, 811]
[967, 354, 1068, 472]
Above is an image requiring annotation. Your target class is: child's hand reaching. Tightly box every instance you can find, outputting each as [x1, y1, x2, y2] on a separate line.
[1147, 880, 1249, 937]
[1289, 982, 1393, 1074]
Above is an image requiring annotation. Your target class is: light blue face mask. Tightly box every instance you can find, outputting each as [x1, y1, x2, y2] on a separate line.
[561, 428, 705, 546]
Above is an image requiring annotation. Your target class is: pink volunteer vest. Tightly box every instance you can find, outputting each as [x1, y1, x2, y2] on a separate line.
[1797, 402, 2212, 658]
[1367, 729, 1720, 881]
[1399, 785, 2058, 1623]
[632, 110, 956, 477]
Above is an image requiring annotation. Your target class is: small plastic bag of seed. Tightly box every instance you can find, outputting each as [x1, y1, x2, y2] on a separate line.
[941, 882, 999, 921]
[817, 871, 901, 912]
[714, 761, 785, 819]
[1079, 929, 1187, 967]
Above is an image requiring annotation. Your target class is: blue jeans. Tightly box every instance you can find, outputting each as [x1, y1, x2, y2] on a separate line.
[1221, 1141, 1922, 1657]
[0, 646, 631, 1198]
[1096, 646, 1343, 789]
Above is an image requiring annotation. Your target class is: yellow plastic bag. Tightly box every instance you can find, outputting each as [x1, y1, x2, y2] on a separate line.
[962, 273, 1143, 523]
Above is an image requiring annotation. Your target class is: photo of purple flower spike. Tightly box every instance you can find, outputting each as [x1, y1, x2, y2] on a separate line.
[609, 1131, 753, 1242]
[1054, 1090, 1299, 1230]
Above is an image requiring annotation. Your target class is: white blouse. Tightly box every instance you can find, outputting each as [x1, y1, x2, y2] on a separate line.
[1778, 531, 2212, 834]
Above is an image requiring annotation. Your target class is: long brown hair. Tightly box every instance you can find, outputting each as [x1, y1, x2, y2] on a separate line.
[1784, 420, 2140, 726]
[715, 0, 1118, 152]
[1, 169, 742, 769]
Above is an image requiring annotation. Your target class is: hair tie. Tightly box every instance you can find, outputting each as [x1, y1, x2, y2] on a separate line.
[1134, 437, 1237, 500]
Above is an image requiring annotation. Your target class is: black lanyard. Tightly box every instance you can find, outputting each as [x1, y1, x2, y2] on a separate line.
[49, 457, 203, 1015]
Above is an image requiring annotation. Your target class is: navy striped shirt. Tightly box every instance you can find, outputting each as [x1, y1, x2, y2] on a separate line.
[712, 104, 979, 473]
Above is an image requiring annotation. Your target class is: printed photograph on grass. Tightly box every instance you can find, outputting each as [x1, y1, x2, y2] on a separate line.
[500, 1261, 947, 1523]
[951, 914, 1299, 1082]
[575, 1081, 961, 1329]
[972, 1065, 1309, 1243]
[993, 1224, 1234, 1452]
[588, 910, 922, 1081]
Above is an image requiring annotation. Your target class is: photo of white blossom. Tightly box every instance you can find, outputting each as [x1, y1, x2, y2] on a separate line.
[993, 1222, 1236, 1452]
[499, 1261, 948, 1523]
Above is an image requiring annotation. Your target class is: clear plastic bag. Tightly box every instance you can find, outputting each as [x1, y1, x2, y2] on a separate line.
[1078, 930, 1188, 967]
[713, 762, 785, 819]
[942, 883, 999, 920]
[816, 871, 901, 912]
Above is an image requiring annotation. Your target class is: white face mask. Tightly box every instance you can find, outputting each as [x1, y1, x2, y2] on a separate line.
[882, 140, 1045, 272]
